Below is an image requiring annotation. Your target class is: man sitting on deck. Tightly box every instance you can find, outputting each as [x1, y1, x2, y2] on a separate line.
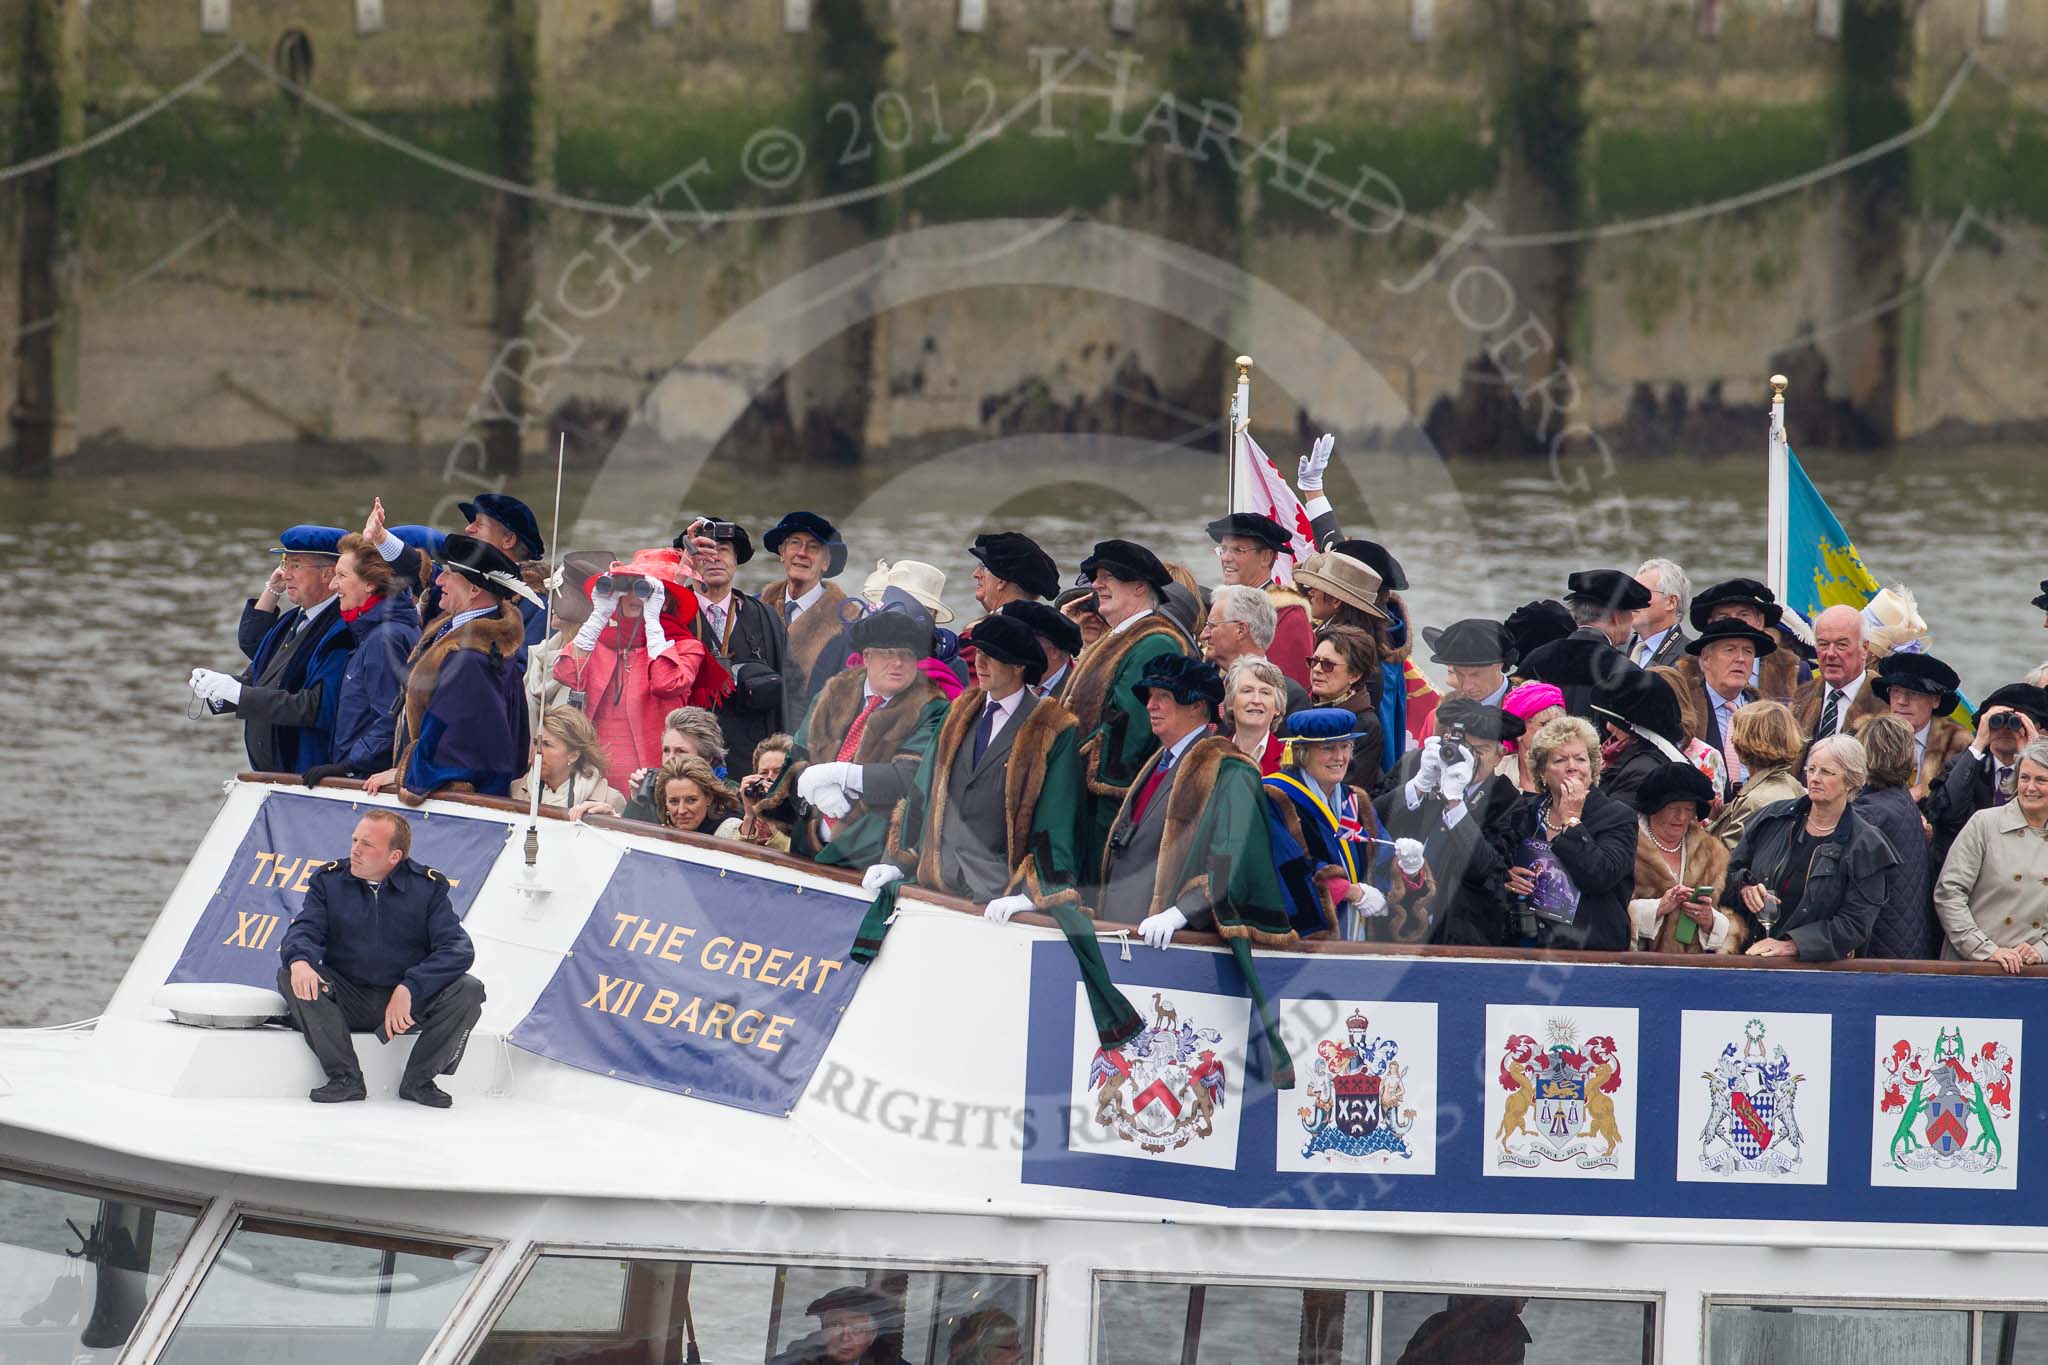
[277, 811, 485, 1108]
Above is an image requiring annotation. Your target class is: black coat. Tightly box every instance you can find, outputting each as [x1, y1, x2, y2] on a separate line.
[1853, 784, 1936, 959]
[1487, 787, 1638, 950]
[1598, 740, 1668, 814]
[1376, 772, 1521, 947]
[690, 590, 795, 765]
[1924, 747, 1998, 874]
[1721, 797, 1897, 962]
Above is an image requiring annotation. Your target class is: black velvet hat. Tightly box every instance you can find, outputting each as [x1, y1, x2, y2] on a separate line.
[1078, 539, 1172, 590]
[847, 606, 934, 659]
[1638, 761, 1715, 821]
[458, 493, 545, 560]
[1689, 577, 1784, 631]
[1683, 617, 1779, 659]
[999, 599, 1084, 658]
[969, 532, 1060, 601]
[1591, 667, 1686, 747]
[1981, 682, 2048, 726]
[437, 532, 528, 601]
[1130, 653, 1225, 710]
[1424, 618, 1516, 667]
[965, 613, 1048, 684]
[764, 511, 847, 578]
[1504, 599, 1576, 667]
[1871, 652, 1962, 713]
[1206, 512, 1291, 553]
[1565, 569, 1651, 613]
[1328, 538, 1406, 591]
[673, 514, 755, 566]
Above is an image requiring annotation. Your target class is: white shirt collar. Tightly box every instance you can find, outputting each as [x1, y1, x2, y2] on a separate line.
[987, 685, 1026, 715]
[447, 605, 496, 631]
[789, 581, 826, 614]
[1161, 724, 1208, 766]
[304, 593, 341, 620]
[694, 586, 733, 611]
[1827, 672, 1865, 705]
[1039, 660, 1070, 694]
[1109, 607, 1154, 636]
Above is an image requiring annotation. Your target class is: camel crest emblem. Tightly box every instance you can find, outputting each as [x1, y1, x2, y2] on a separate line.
[1086, 993, 1227, 1155]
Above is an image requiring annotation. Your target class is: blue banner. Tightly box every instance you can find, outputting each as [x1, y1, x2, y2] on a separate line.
[166, 793, 507, 988]
[1024, 943, 2044, 1230]
[507, 851, 868, 1117]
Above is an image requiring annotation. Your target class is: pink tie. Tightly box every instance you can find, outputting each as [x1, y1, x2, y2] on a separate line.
[835, 696, 886, 763]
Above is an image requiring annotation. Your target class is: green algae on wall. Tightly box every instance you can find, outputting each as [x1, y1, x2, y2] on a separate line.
[1592, 103, 1831, 222]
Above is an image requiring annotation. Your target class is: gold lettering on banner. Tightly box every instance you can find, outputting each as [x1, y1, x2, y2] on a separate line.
[703, 1002, 735, 1039]
[700, 936, 733, 971]
[671, 995, 702, 1032]
[781, 955, 812, 992]
[248, 852, 278, 884]
[758, 947, 791, 986]
[581, 974, 630, 1012]
[608, 912, 638, 948]
[658, 924, 696, 962]
[729, 941, 763, 978]
[292, 861, 318, 894]
[266, 856, 303, 889]
[757, 1015, 793, 1053]
[627, 919, 664, 955]
[644, 988, 680, 1025]
[224, 910, 279, 949]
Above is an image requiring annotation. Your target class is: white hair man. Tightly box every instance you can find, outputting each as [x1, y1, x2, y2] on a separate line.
[1632, 558, 1691, 669]
[1795, 604, 1884, 742]
[1202, 584, 1311, 714]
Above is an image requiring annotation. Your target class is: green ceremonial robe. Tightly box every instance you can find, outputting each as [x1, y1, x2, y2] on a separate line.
[769, 670, 950, 869]
[1058, 612, 1190, 881]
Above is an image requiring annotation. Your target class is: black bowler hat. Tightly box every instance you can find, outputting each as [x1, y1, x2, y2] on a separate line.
[1871, 652, 1962, 713]
[1684, 617, 1779, 659]
[1424, 618, 1516, 668]
[673, 515, 755, 565]
[1130, 653, 1224, 710]
[1078, 538, 1172, 590]
[1565, 569, 1651, 613]
[848, 607, 934, 659]
[457, 493, 545, 560]
[1000, 599, 1083, 658]
[1328, 538, 1406, 591]
[763, 511, 847, 578]
[969, 532, 1060, 601]
[1638, 761, 1715, 821]
[1981, 682, 2048, 726]
[438, 532, 536, 603]
[1434, 695, 1526, 744]
[1504, 599, 1575, 666]
[1689, 577, 1784, 631]
[1591, 667, 1686, 747]
[2032, 580, 2048, 614]
[966, 612, 1048, 684]
[1206, 512, 1291, 554]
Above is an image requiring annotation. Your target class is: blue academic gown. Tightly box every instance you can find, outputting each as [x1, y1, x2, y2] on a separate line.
[401, 612, 530, 798]
[1265, 769, 1394, 940]
[332, 591, 420, 774]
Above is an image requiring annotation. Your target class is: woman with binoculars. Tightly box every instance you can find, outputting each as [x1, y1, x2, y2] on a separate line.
[553, 549, 732, 793]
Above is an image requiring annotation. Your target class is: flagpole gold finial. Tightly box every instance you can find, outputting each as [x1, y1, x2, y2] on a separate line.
[1769, 373, 1788, 402]
[1236, 355, 1254, 378]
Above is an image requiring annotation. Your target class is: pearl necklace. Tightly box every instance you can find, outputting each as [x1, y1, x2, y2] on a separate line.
[1644, 825, 1685, 854]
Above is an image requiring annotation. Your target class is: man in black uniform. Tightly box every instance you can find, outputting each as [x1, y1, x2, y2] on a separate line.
[1376, 696, 1525, 945]
[276, 810, 486, 1107]
[676, 515, 795, 764]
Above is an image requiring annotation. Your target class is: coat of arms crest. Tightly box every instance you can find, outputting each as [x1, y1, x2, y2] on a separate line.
[1495, 1017, 1625, 1171]
[1879, 1024, 2014, 1175]
[1698, 1019, 1807, 1176]
[1087, 992, 1228, 1154]
[1296, 1008, 1416, 1162]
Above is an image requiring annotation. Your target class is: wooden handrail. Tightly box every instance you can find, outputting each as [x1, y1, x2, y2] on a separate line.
[245, 772, 2048, 978]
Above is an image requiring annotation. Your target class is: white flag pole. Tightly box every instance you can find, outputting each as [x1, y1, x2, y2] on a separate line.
[1766, 373, 1789, 608]
[1229, 354, 1253, 515]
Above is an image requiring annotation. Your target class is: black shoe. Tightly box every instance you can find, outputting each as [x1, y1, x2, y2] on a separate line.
[398, 1081, 452, 1109]
[310, 1076, 367, 1103]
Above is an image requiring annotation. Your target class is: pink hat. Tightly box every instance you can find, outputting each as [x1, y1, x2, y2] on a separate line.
[1501, 682, 1566, 750]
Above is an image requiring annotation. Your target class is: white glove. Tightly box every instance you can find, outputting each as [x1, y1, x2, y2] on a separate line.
[797, 761, 861, 819]
[1393, 837, 1426, 876]
[190, 668, 242, 707]
[1297, 433, 1334, 493]
[572, 597, 611, 653]
[589, 583, 621, 620]
[641, 579, 671, 659]
[1349, 881, 1389, 917]
[861, 863, 904, 894]
[1441, 756, 1476, 801]
[1140, 906, 1189, 948]
[1412, 735, 1445, 795]
[985, 894, 1034, 923]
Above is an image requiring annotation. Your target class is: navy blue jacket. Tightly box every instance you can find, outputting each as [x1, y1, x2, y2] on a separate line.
[280, 857, 475, 1003]
[333, 591, 421, 773]
[233, 599, 355, 774]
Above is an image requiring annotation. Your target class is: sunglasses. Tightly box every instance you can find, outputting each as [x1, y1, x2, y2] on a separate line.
[1308, 656, 1343, 671]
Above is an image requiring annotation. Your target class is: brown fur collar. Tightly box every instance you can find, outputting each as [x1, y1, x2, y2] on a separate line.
[1059, 611, 1190, 735]
[761, 580, 848, 676]
[803, 666, 944, 767]
[1634, 821, 1736, 953]
[1095, 733, 1257, 923]
[394, 599, 526, 772]
[1674, 649, 1803, 707]
[888, 689, 1081, 909]
[1264, 584, 1311, 616]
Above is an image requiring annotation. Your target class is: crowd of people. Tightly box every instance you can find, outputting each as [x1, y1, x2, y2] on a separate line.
[195, 449, 2048, 977]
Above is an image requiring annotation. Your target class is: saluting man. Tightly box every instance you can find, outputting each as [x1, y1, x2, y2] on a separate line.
[363, 493, 551, 646]
[860, 613, 1084, 918]
[191, 524, 357, 777]
[1058, 539, 1192, 876]
[365, 534, 537, 803]
[1206, 511, 1314, 688]
[277, 811, 486, 1108]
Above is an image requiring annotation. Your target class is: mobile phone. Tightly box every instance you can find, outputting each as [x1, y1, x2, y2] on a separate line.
[1673, 914, 1698, 946]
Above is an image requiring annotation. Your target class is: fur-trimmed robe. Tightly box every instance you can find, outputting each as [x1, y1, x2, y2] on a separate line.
[1057, 610, 1191, 874]
[760, 580, 849, 683]
[1264, 777, 1433, 941]
[392, 600, 530, 803]
[1096, 735, 1295, 944]
[766, 666, 949, 866]
[883, 688, 1084, 910]
[1631, 821, 1739, 953]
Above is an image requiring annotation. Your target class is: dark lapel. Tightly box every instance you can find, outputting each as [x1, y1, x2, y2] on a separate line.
[970, 689, 1036, 777]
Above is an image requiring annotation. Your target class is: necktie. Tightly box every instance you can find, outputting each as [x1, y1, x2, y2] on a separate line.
[972, 700, 1000, 765]
[1719, 700, 1747, 786]
[784, 598, 799, 625]
[1816, 688, 1842, 739]
[835, 696, 886, 763]
[1131, 751, 1176, 824]
[1995, 765, 2012, 807]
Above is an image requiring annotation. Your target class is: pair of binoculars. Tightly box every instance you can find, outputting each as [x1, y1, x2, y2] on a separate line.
[1990, 710, 2029, 732]
[596, 574, 655, 598]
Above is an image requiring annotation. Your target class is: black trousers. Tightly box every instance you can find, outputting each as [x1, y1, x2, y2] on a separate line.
[276, 966, 485, 1089]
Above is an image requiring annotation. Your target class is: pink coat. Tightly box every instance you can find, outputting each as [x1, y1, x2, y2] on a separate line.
[555, 620, 727, 792]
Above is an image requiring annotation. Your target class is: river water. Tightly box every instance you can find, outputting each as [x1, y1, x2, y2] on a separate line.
[2, 442, 2042, 1026]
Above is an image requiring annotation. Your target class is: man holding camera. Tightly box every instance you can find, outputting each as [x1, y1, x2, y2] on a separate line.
[1925, 683, 2048, 871]
[676, 516, 795, 765]
[1374, 696, 1525, 945]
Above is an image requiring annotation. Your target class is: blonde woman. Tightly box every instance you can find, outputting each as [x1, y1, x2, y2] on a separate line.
[1707, 700, 1807, 849]
[1500, 715, 1638, 950]
[510, 709, 625, 821]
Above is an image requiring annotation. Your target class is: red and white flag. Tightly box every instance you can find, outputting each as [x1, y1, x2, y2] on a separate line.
[1232, 432, 1317, 582]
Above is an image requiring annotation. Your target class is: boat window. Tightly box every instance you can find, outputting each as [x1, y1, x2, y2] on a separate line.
[1708, 1302, 1972, 1362]
[155, 1214, 489, 1365]
[1987, 1311, 2048, 1364]
[1095, 1278, 1656, 1364]
[0, 1166, 200, 1363]
[472, 1252, 1036, 1363]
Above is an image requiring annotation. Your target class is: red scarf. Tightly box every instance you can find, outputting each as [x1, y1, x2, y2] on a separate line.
[340, 593, 384, 625]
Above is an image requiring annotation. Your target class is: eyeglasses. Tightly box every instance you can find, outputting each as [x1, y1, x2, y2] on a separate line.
[1308, 657, 1342, 671]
